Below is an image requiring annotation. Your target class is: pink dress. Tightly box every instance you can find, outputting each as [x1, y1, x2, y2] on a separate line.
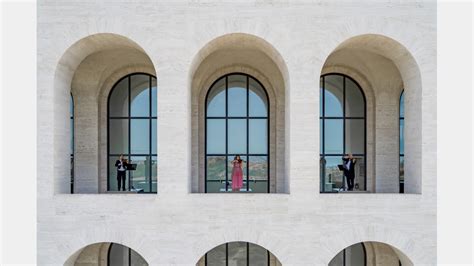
[231, 161, 243, 190]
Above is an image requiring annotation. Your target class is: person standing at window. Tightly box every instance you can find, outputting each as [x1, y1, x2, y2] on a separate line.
[115, 155, 128, 191]
[231, 155, 245, 192]
[342, 154, 357, 191]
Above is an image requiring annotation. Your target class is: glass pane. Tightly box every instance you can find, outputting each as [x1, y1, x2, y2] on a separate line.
[207, 119, 226, 154]
[131, 74, 150, 117]
[109, 156, 129, 191]
[345, 119, 364, 154]
[324, 119, 343, 154]
[152, 77, 157, 117]
[109, 119, 129, 154]
[249, 78, 268, 117]
[249, 119, 267, 154]
[109, 77, 129, 117]
[249, 156, 268, 193]
[319, 156, 326, 192]
[323, 156, 344, 192]
[70, 94, 74, 117]
[207, 78, 226, 117]
[319, 119, 323, 154]
[228, 156, 247, 192]
[70, 118, 74, 155]
[228, 242, 247, 266]
[130, 156, 150, 192]
[131, 119, 149, 154]
[249, 243, 268, 266]
[152, 119, 157, 154]
[324, 75, 343, 117]
[345, 77, 365, 117]
[228, 74, 247, 117]
[320, 78, 323, 116]
[400, 156, 404, 182]
[108, 244, 129, 266]
[152, 156, 157, 192]
[400, 91, 405, 118]
[353, 156, 365, 191]
[228, 119, 247, 154]
[328, 250, 344, 266]
[206, 156, 226, 193]
[206, 243, 226, 266]
[400, 119, 404, 155]
[346, 243, 365, 266]
[130, 248, 148, 266]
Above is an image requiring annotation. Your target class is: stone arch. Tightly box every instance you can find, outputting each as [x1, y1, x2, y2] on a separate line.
[189, 33, 290, 193]
[63, 242, 148, 266]
[320, 33, 422, 193]
[53, 33, 156, 194]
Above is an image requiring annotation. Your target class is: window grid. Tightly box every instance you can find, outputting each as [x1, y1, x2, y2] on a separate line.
[107, 73, 157, 193]
[204, 242, 270, 266]
[204, 73, 270, 193]
[320, 73, 367, 193]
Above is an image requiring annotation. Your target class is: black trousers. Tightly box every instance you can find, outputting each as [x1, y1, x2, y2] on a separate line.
[117, 171, 126, 191]
[346, 174, 355, 190]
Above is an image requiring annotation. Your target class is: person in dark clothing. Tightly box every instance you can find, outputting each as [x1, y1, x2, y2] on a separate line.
[342, 154, 357, 191]
[115, 155, 128, 191]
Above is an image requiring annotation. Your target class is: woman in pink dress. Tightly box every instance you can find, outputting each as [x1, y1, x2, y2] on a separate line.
[231, 155, 244, 192]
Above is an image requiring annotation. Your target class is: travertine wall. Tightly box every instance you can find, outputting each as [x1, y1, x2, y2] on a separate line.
[37, 1, 436, 265]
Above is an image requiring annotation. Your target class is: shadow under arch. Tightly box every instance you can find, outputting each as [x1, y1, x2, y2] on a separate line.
[52, 33, 157, 194]
[319, 33, 423, 194]
[327, 241, 413, 266]
[188, 32, 291, 194]
[196, 241, 282, 266]
[64, 241, 149, 266]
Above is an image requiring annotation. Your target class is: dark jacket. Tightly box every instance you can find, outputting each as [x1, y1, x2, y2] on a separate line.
[342, 158, 356, 178]
[115, 160, 128, 172]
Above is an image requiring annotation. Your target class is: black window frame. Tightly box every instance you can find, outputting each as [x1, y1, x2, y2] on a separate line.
[399, 90, 404, 193]
[203, 242, 271, 266]
[70, 93, 74, 194]
[319, 73, 367, 193]
[204, 73, 270, 193]
[107, 72, 158, 193]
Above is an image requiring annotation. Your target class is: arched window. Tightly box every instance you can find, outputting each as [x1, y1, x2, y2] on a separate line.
[198, 242, 281, 266]
[329, 243, 366, 266]
[320, 73, 366, 192]
[107, 73, 157, 193]
[108, 243, 148, 266]
[70, 93, 74, 193]
[205, 73, 269, 193]
[399, 90, 404, 193]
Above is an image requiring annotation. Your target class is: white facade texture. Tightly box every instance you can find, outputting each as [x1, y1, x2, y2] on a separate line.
[37, 0, 436, 265]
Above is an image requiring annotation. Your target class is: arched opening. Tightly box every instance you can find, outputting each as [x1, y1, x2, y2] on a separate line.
[189, 33, 289, 193]
[64, 242, 148, 266]
[320, 73, 367, 192]
[196, 241, 282, 266]
[399, 90, 405, 193]
[328, 241, 413, 266]
[205, 73, 270, 193]
[53, 33, 157, 194]
[320, 34, 422, 193]
[107, 73, 158, 193]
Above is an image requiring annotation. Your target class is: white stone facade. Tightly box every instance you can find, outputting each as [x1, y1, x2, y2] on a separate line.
[37, 1, 436, 265]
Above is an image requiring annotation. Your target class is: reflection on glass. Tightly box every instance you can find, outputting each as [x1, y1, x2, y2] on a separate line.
[249, 78, 267, 117]
[151, 156, 157, 192]
[109, 243, 148, 266]
[206, 156, 226, 193]
[109, 119, 129, 154]
[206, 244, 226, 266]
[346, 243, 365, 266]
[207, 119, 226, 154]
[228, 242, 247, 266]
[399, 119, 404, 154]
[345, 78, 365, 117]
[324, 75, 343, 117]
[345, 119, 364, 154]
[328, 249, 344, 266]
[131, 74, 150, 117]
[151, 77, 157, 117]
[228, 119, 247, 154]
[324, 120, 343, 154]
[323, 156, 344, 192]
[70, 118, 74, 155]
[320, 78, 323, 116]
[152, 119, 157, 154]
[228, 156, 247, 192]
[130, 156, 150, 192]
[109, 77, 129, 117]
[109, 156, 129, 191]
[249, 243, 268, 266]
[319, 120, 323, 154]
[249, 156, 268, 193]
[131, 248, 148, 266]
[207, 78, 226, 117]
[249, 119, 267, 154]
[131, 119, 149, 154]
[399, 156, 404, 182]
[228, 74, 247, 117]
[400, 91, 405, 117]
